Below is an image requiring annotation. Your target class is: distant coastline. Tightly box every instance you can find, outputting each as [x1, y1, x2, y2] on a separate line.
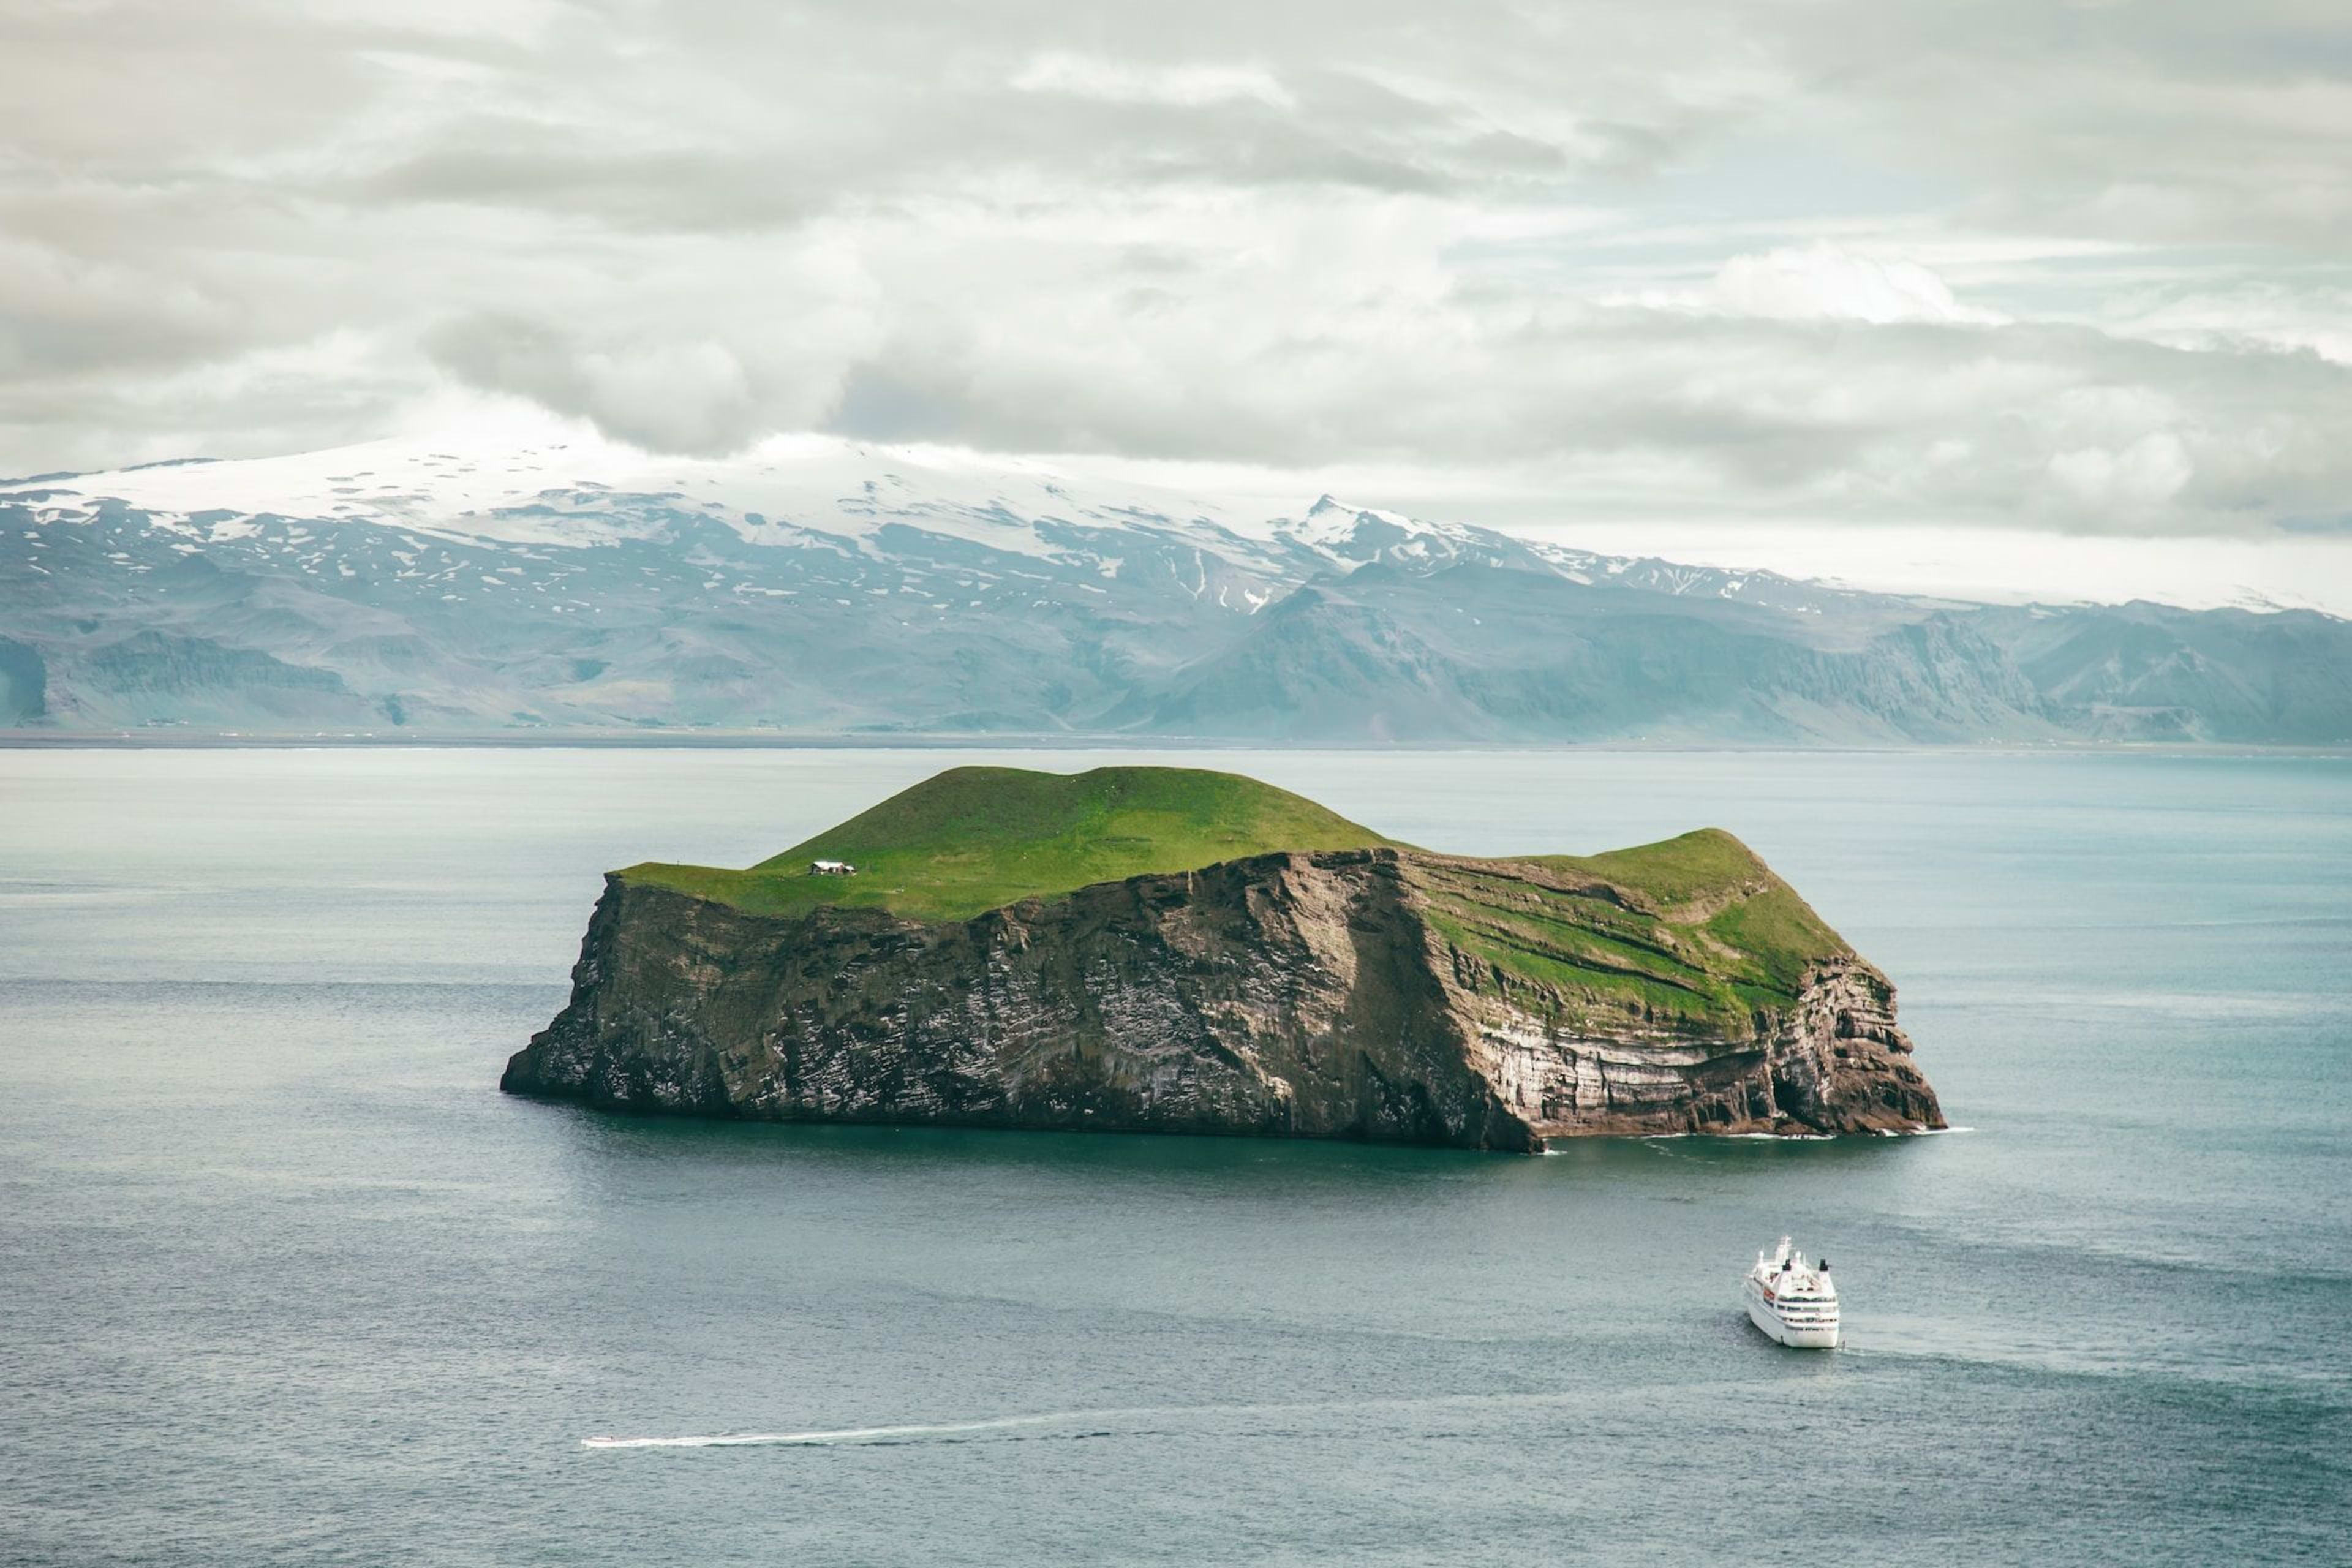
[10, 447, 2348, 748]
[7, 729, 2349, 757]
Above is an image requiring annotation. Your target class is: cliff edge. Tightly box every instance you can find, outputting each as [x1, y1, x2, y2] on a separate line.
[502, 767, 1943, 1150]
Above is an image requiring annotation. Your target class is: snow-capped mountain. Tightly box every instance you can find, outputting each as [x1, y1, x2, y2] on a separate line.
[4, 431, 1861, 616]
[2, 432, 2346, 743]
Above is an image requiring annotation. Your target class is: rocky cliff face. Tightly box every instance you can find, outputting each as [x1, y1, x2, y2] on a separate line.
[503, 848, 1942, 1150]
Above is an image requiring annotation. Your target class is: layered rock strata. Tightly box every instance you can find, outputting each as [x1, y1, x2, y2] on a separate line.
[503, 846, 1942, 1151]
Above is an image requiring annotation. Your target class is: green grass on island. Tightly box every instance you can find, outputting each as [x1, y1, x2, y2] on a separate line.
[620, 764, 1853, 1027]
[620, 765, 1401, 924]
[1415, 834, 1849, 1029]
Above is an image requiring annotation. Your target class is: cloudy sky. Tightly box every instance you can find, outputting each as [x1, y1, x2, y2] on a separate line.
[7, 0, 2351, 603]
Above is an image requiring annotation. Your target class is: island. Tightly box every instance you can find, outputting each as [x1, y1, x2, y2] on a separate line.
[501, 766, 1943, 1150]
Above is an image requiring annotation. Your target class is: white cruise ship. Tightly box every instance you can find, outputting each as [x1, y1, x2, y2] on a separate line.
[1742, 1237, 1840, 1348]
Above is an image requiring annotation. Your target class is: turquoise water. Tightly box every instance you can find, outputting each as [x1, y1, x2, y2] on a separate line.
[3, 747, 2348, 1565]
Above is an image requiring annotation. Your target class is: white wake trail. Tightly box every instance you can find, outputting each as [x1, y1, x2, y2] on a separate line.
[582, 1411, 1126, 1449]
[582, 1390, 1640, 1452]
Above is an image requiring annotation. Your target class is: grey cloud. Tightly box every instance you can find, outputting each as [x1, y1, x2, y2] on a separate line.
[826, 306, 2352, 534]
[341, 53, 1592, 236]
[0, 0, 2347, 545]
[426, 314, 810, 454]
[1766, 0, 2352, 250]
[361, 137, 824, 233]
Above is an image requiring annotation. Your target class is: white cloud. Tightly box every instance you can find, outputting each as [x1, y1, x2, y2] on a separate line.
[1, 0, 2349, 565]
[1708, 244, 2008, 325]
[2100, 281, 2352, 366]
[1011, 52, 1293, 108]
[1614, 244, 2007, 324]
[432, 322, 767, 454]
[2049, 434, 2194, 511]
[1506, 516, 2352, 616]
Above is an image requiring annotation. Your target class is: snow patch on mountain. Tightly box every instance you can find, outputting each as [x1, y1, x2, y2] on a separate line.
[0, 429, 1285, 570]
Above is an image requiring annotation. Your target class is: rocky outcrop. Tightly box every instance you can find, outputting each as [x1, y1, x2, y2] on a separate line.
[503, 847, 1942, 1150]
[0, 636, 45, 724]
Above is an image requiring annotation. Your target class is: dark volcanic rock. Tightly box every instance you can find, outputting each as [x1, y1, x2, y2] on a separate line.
[503, 848, 1943, 1150]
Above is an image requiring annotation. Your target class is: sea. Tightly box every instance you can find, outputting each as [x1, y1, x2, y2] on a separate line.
[2, 746, 2347, 1566]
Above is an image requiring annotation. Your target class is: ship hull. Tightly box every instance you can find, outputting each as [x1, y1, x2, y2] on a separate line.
[1742, 1283, 1839, 1348]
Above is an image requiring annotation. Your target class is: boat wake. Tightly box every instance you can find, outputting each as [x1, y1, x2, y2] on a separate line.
[587, 1384, 1834, 1453]
[582, 1411, 1139, 1450]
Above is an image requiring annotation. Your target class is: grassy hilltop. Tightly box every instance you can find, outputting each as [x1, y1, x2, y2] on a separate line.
[1417, 832, 1847, 1030]
[620, 765, 1854, 1035]
[623, 765, 1400, 923]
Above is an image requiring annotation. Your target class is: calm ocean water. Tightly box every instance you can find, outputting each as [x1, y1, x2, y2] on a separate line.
[2, 747, 2348, 1566]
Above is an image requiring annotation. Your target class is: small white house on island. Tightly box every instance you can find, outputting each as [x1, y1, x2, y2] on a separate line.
[810, 859, 857, 876]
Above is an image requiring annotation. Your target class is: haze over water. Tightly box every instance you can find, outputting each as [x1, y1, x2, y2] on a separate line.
[4, 747, 2347, 1565]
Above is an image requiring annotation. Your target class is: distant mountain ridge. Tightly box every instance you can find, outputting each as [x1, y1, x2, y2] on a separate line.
[2, 434, 2346, 744]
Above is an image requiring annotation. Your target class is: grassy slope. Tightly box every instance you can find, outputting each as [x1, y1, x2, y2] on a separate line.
[1416, 830, 1851, 1033]
[622, 766, 1850, 1030]
[620, 765, 1400, 922]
